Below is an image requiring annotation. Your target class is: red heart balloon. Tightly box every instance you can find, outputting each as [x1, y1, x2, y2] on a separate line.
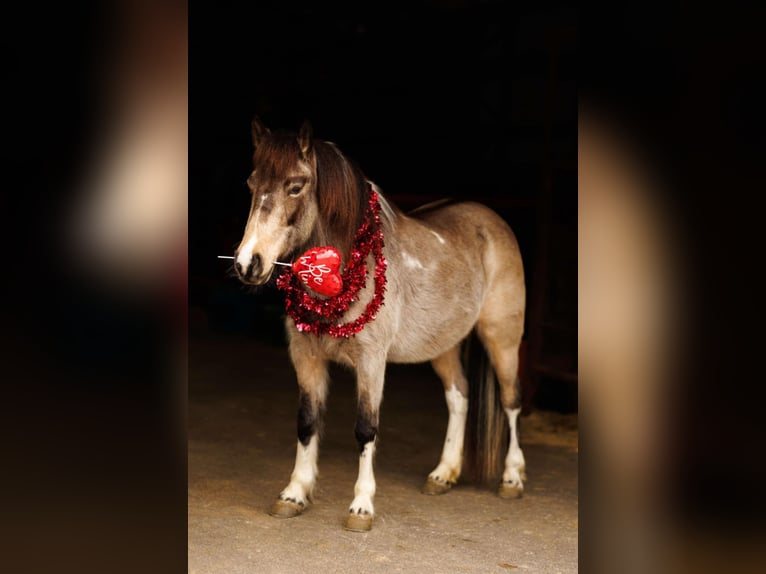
[292, 246, 343, 297]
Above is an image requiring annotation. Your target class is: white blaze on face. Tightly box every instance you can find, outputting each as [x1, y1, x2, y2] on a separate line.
[237, 162, 314, 277]
[236, 193, 287, 277]
[236, 193, 266, 270]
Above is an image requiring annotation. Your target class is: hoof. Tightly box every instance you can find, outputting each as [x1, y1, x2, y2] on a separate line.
[421, 476, 454, 495]
[343, 512, 373, 532]
[269, 498, 305, 518]
[498, 483, 524, 499]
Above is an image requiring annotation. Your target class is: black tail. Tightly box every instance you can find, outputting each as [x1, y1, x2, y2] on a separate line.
[462, 330, 509, 485]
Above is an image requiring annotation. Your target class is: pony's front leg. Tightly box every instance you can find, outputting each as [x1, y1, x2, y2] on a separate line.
[269, 348, 328, 518]
[344, 354, 385, 532]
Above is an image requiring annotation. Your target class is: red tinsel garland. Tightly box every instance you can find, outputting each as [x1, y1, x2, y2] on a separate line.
[276, 190, 388, 338]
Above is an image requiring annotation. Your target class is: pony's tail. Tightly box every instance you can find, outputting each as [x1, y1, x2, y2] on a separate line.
[462, 330, 509, 485]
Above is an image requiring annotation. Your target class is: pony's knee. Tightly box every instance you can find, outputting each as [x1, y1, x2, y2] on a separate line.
[354, 409, 378, 452]
[500, 376, 522, 410]
[297, 391, 321, 446]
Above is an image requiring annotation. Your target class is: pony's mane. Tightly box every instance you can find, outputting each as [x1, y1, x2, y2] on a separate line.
[311, 140, 373, 256]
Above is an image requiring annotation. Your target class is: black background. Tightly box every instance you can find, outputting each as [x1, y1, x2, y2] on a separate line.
[3, 1, 765, 572]
[189, 1, 578, 412]
[1, 3, 577, 572]
[190, 0, 577, 273]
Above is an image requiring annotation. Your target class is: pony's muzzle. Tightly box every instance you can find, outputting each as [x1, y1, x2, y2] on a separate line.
[235, 253, 268, 284]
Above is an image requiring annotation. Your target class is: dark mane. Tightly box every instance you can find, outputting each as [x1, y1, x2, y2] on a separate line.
[311, 140, 371, 257]
[253, 131, 304, 180]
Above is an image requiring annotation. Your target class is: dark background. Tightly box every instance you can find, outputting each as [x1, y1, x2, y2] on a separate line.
[579, 4, 766, 572]
[1, 1, 765, 572]
[1, 3, 187, 574]
[190, 0, 578, 413]
[0, 3, 577, 572]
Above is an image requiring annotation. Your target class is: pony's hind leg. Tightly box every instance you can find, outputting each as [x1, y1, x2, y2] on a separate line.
[477, 310, 527, 499]
[269, 348, 328, 518]
[344, 353, 386, 532]
[422, 345, 468, 495]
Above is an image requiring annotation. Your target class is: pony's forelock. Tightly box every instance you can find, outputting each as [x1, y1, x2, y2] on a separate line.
[253, 131, 305, 180]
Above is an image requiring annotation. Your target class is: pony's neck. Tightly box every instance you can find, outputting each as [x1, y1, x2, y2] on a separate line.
[309, 220, 352, 259]
[308, 141, 372, 261]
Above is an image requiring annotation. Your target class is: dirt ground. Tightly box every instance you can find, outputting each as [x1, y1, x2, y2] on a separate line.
[188, 333, 578, 573]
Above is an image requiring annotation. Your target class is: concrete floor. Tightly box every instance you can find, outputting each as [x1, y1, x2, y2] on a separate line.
[189, 333, 578, 573]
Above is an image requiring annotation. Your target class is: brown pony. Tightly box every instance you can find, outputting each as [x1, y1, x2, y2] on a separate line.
[235, 118, 526, 532]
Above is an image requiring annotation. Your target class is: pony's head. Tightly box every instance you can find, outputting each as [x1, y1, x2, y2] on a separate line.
[235, 117, 370, 285]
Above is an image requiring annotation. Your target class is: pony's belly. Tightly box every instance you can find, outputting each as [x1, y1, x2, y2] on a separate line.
[386, 311, 478, 364]
[386, 344, 452, 364]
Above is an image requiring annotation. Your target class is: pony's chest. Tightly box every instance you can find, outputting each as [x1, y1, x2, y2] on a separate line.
[303, 333, 360, 367]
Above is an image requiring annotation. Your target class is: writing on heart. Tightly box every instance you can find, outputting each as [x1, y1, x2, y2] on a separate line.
[291, 246, 343, 297]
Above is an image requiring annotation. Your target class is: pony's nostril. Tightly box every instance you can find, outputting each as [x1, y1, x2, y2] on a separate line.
[252, 254, 263, 276]
[235, 261, 244, 276]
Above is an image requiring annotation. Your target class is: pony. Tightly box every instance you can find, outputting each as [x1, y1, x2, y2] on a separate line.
[234, 118, 526, 532]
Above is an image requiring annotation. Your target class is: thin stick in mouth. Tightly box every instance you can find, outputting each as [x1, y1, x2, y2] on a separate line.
[218, 255, 291, 267]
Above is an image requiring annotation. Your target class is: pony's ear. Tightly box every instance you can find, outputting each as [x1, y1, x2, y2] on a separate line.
[251, 115, 270, 148]
[297, 119, 313, 156]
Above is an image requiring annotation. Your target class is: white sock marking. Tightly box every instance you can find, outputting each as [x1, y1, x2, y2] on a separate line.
[429, 385, 468, 483]
[349, 441, 376, 515]
[280, 435, 319, 504]
[503, 407, 526, 486]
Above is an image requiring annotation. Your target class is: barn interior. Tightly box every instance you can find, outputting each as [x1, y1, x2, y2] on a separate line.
[189, 2, 577, 572]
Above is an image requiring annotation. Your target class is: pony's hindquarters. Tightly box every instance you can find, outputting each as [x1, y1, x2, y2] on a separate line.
[417, 202, 527, 494]
[464, 209, 526, 494]
[474, 312, 527, 498]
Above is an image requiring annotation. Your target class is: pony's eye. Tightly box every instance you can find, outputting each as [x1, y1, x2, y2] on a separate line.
[288, 185, 303, 196]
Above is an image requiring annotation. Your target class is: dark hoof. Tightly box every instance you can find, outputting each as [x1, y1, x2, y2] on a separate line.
[498, 483, 524, 499]
[269, 498, 305, 518]
[421, 476, 454, 495]
[343, 512, 373, 532]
